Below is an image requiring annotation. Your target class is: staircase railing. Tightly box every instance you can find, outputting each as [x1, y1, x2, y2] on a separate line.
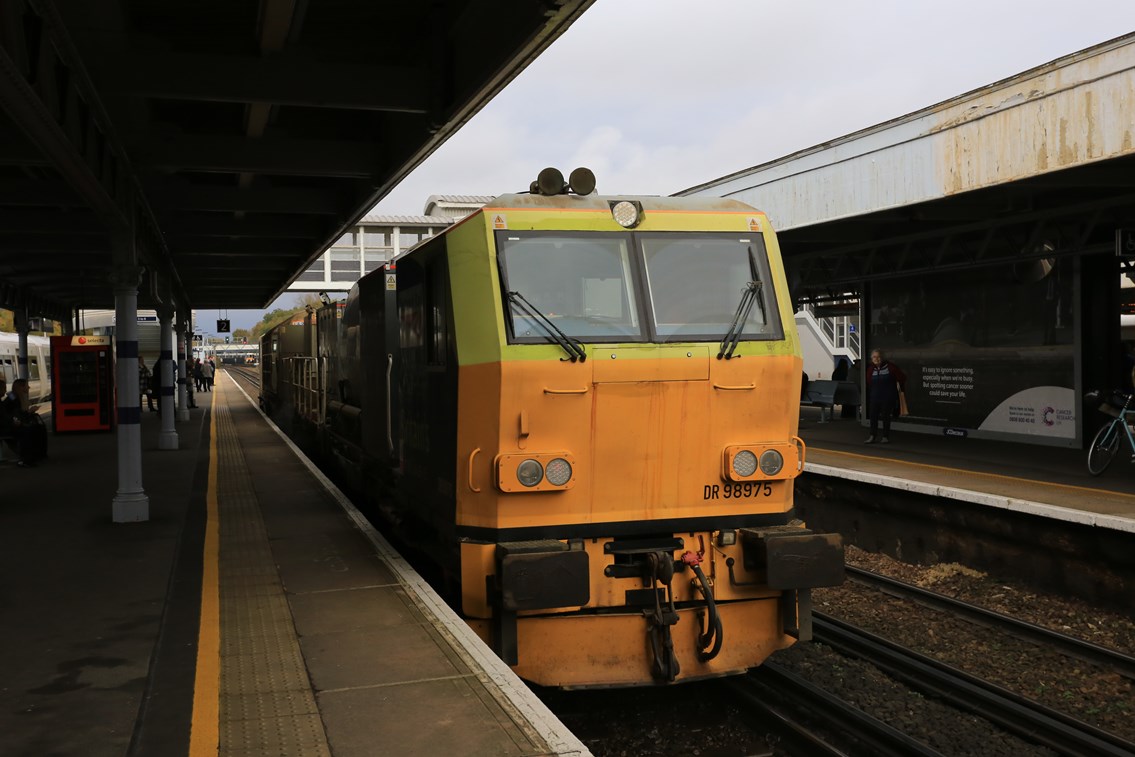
[798, 303, 860, 360]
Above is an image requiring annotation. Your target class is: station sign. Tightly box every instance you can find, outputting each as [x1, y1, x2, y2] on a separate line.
[70, 335, 111, 346]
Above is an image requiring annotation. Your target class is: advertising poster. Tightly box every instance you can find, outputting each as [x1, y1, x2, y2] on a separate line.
[867, 257, 1076, 444]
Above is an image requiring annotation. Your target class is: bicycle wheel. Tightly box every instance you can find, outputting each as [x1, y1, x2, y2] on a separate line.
[1087, 422, 1121, 476]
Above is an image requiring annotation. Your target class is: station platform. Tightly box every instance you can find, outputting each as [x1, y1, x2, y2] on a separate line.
[0, 373, 589, 757]
[797, 408, 1135, 534]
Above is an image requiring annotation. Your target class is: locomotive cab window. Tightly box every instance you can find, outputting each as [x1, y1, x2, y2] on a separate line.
[640, 234, 782, 342]
[498, 232, 644, 342]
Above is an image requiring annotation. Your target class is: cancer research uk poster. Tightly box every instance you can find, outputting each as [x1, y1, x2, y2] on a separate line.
[911, 359, 1076, 439]
[868, 258, 1076, 442]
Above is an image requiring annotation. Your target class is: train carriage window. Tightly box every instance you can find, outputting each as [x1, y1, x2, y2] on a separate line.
[29, 357, 39, 380]
[498, 232, 643, 342]
[639, 234, 783, 341]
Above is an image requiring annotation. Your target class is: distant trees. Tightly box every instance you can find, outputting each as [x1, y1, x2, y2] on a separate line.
[247, 294, 332, 339]
[249, 308, 301, 339]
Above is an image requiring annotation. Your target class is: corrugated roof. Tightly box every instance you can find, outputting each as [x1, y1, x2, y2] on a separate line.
[425, 194, 495, 205]
[358, 214, 453, 225]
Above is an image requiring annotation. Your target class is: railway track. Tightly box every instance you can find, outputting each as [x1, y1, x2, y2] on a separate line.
[727, 663, 939, 756]
[223, 365, 260, 391]
[724, 561, 1135, 757]
[813, 612, 1135, 756]
[845, 565, 1135, 680]
[728, 608, 1135, 756]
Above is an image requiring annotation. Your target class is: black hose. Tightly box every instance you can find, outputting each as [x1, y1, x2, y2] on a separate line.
[691, 563, 723, 661]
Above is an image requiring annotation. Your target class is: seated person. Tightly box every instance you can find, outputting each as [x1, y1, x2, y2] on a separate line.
[2, 378, 46, 467]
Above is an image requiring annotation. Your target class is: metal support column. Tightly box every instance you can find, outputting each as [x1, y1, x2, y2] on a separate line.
[111, 264, 149, 523]
[175, 320, 190, 422]
[158, 308, 178, 450]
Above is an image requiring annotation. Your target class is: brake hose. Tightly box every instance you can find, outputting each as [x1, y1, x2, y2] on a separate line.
[681, 551, 723, 661]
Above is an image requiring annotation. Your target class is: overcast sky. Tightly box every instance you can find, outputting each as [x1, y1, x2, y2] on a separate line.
[227, 0, 1135, 330]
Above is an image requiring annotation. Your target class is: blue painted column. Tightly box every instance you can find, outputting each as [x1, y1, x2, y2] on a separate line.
[111, 264, 149, 522]
[158, 308, 179, 450]
[175, 320, 190, 421]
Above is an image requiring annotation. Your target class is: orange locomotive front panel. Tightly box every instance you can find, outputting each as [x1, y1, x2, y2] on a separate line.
[442, 177, 844, 687]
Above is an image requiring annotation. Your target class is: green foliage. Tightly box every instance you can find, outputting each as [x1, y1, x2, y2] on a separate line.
[250, 308, 302, 339]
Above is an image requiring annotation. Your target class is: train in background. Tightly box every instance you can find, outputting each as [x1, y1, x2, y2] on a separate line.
[213, 343, 260, 366]
[0, 331, 51, 405]
[260, 168, 844, 688]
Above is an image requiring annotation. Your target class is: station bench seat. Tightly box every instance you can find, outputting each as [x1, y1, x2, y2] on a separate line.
[802, 380, 861, 422]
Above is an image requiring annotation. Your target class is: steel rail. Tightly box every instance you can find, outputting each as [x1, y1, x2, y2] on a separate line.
[223, 365, 261, 390]
[727, 663, 943, 757]
[815, 613, 1135, 756]
[846, 565, 1135, 680]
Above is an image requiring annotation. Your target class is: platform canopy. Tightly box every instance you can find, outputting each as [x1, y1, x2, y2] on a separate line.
[0, 0, 594, 319]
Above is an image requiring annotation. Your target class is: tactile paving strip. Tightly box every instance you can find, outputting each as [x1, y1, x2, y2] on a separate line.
[214, 384, 331, 757]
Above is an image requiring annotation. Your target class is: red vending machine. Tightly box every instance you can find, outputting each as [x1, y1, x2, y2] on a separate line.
[51, 335, 115, 432]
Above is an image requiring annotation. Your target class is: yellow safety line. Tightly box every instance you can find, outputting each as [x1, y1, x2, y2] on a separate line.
[189, 388, 220, 756]
[812, 446, 1135, 500]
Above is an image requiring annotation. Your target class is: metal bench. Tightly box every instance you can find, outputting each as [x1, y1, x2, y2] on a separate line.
[802, 380, 861, 422]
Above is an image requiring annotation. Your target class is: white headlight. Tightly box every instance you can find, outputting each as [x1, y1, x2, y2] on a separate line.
[517, 459, 543, 487]
[545, 457, 573, 486]
[732, 450, 758, 477]
[759, 449, 784, 476]
[612, 201, 639, 228]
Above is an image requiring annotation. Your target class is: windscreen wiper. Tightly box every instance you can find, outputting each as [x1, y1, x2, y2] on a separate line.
[508, 291, 587, 362]
[717, 281, 761, 360]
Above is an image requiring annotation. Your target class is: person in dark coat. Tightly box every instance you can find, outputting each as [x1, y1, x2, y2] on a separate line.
[150, 364, 161, 411]
[2, 378, 46, 466]
[139, 357, 157, 411]
[865, 349, 906, 444]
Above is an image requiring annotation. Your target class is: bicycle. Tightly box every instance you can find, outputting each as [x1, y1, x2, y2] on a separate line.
[1087, 390, 1134, 475]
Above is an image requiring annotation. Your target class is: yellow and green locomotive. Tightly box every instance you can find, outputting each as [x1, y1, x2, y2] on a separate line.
[267, 168, 843, 687]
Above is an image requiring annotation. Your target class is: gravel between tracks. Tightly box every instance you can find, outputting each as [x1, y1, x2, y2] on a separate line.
[813, 545, 1135, 744]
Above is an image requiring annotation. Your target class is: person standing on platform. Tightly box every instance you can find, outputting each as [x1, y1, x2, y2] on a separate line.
[139, 357, 157, 412]
[193, 358, 204, 392]
[185, 360, 198, 408]
[202, 358, 215, 392]
[865, 348, 906, 445]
